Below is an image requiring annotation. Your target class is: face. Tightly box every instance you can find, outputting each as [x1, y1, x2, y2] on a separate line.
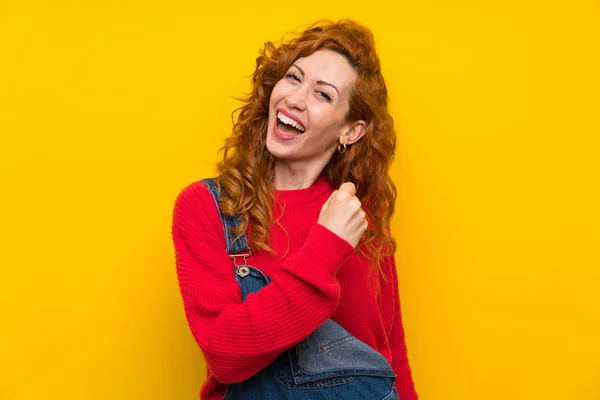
[266, 49, 360, 166]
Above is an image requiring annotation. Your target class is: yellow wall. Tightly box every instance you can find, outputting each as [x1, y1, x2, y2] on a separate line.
[1, 0, 599, 399]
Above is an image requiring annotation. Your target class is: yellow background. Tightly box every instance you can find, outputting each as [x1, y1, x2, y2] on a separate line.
[1, 0, 599, 399]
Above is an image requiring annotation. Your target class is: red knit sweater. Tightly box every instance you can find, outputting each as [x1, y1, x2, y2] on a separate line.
[172, 175, 418, 400]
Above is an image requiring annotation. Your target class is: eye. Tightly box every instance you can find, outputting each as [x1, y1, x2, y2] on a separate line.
[285, 73, 301, 82]
[316, 91, 332, 102]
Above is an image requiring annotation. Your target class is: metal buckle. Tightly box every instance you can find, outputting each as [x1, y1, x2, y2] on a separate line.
[230, 252, 251, 277]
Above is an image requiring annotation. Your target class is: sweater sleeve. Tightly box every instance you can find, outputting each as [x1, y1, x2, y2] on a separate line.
[171, 181, 355, 384]
[382, 255, 419, 400]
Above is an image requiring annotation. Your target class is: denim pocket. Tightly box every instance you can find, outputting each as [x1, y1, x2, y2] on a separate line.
[295, 319, 396, 378]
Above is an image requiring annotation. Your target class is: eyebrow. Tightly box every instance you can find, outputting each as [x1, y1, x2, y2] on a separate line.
[291, 64, 340, 95]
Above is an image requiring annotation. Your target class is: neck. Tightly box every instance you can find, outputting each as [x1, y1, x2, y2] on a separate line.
[273, 159, 328, 190]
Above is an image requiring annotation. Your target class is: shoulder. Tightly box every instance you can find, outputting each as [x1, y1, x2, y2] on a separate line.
[174, 178, 217, 207]
[172, 178, 221, 230]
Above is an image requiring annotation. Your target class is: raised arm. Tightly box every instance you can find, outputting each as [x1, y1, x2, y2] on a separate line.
[172, 181, 355, 383]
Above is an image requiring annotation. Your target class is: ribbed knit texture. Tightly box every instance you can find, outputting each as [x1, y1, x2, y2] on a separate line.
[172, 175, 418, 400]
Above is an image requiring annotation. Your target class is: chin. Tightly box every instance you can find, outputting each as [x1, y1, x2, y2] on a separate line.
[266, 139, 299, 161]
[265, 139, 287, 160]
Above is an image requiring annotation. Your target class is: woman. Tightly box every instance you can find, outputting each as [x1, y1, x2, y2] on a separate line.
[172, 20, 418, 400]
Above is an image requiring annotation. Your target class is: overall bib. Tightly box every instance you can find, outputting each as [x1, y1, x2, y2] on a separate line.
[202, 179, 399, 400]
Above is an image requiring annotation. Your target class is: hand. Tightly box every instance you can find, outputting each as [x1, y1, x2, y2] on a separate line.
[318, 182, 367, 248]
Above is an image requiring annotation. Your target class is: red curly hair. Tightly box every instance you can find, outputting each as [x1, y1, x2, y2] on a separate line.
[216, 19, 397, 271]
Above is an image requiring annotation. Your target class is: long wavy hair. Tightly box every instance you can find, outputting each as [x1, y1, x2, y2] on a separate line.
[216, 19, 397, 272]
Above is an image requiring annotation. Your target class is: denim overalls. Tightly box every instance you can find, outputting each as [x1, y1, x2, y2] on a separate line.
[202, 178, 399, 400]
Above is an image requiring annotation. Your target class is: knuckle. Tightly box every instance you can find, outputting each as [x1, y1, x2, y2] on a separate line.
[336, 193, 348, 202]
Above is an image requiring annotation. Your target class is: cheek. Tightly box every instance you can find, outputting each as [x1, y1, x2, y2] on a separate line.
[269, 80, 287, 106]
[312, 108, 346, 134]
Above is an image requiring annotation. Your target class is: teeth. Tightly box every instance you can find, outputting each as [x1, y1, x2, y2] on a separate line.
[277, 111, 305, 132]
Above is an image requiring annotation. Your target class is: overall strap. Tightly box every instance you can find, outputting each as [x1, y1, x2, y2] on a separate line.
[200, 178, 252, 262]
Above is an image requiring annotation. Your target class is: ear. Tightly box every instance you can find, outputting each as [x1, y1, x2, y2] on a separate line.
[340, 120, 367, 145]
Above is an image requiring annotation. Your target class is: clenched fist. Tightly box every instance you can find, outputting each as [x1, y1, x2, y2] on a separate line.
[318, 182, 367, 248]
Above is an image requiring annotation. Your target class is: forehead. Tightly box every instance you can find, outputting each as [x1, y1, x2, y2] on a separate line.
[293, 49, 357, 95]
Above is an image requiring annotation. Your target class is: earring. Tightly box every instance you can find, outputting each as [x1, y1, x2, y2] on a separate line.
[337, 143, 347, 154]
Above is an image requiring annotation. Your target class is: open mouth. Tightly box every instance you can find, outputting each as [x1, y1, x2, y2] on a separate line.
[276, 111, 306, 135]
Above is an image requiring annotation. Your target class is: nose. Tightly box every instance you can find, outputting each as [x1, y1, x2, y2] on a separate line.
[284, 87, 307, 111]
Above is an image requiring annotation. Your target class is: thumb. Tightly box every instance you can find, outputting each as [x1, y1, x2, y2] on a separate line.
[338, 182, 356, 197]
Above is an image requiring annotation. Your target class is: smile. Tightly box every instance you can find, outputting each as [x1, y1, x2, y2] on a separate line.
[277, 111, 306, 133]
